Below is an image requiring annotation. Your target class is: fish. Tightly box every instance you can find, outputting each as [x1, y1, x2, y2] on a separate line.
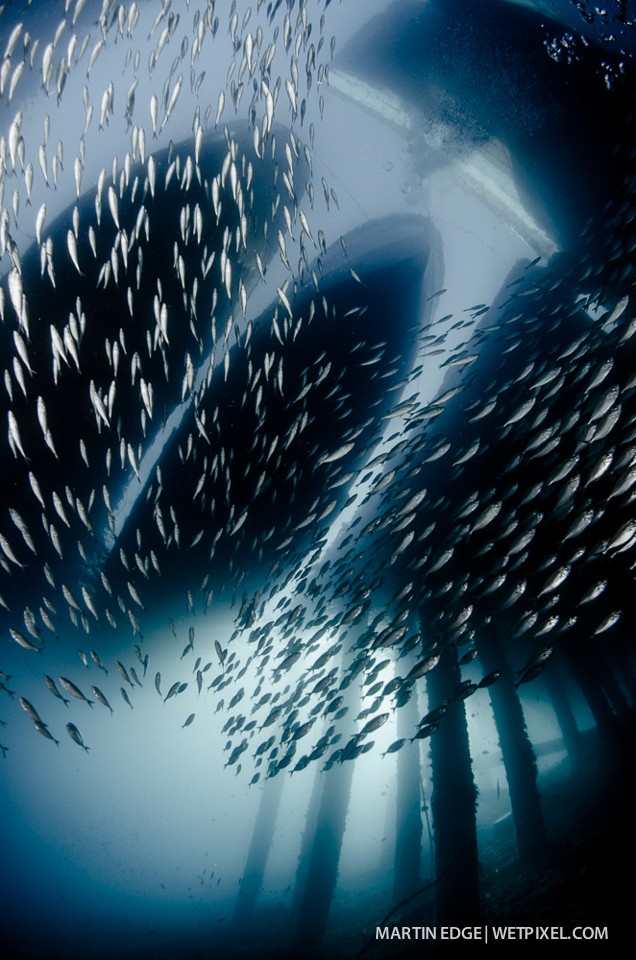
[93, 212, 440, 617]
[44, 676, 70, 707]
[58, 677, 94, 708]
[164, 682, 181, 703]
[115, 662, 134, 688]
[92, 686, 113, 714]
[19, 696, 46, 726]
[0, 113, 312, 655]
[66, 722, 89, 753]
[10, 624, 45, 655]
[90, 651, 109, 675]
[33, 722, 60, 746]
[0, 0, 630, 802]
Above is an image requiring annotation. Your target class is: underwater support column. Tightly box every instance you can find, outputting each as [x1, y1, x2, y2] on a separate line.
[292, 758, 324, 916]
[541, 657, 583, 766]
[293, 647, 362, 950]
[231, 773, 285, 931]
[477, 623, 547, 864]
[608, 637, 636, 707]
[594, 656, 631, 722]
[393, 661, 423, 904]
[563, 639, 621, 744]
[425, 636, 480, 926]
[293, 757, 356, 949]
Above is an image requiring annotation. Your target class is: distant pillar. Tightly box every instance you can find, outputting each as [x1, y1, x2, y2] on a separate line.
[293, 652, 361, 950]
[232, 774, 285, 931]
[393, 668, 423, 903]
[542, 658, 583, 765]
[425, 638, 480, 925]
[564, 640, 620, 743]
[292, 761, 323, 915]
[478, 625, 546, 864]
[293, 759, 356, 947]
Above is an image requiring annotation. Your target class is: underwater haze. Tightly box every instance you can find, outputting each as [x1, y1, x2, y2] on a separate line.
[0, 1, 634, 958]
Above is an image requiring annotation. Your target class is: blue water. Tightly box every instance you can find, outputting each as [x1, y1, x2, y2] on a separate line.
[0, 1, 634, 957]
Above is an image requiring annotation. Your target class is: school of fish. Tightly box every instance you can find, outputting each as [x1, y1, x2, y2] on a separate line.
[0, 0, 635, 781]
